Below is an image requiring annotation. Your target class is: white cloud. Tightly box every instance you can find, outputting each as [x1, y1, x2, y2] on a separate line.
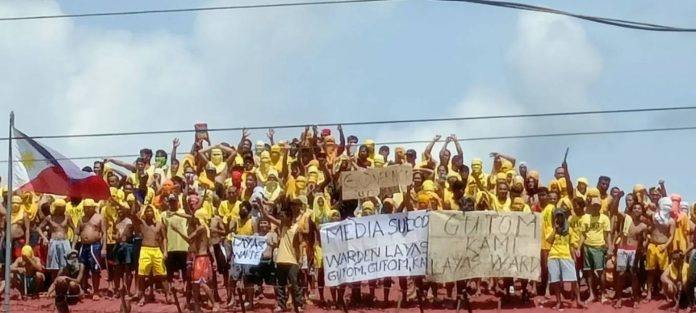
[507, 12, 602, 110]
[375, 12, 603, 180]
[0, 0, 395, 162]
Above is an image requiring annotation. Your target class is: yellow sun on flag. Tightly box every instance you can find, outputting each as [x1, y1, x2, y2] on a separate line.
[21, 150, 36, 170]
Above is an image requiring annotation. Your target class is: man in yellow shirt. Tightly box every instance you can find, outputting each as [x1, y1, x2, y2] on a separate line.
[580, 197, 612, 304]
[260, 198, 310, 312]
[538, 187, 554, 298]
[661, 250, 688, 312]
[596, 176, 612, 214]
[547, 208, 585, 310]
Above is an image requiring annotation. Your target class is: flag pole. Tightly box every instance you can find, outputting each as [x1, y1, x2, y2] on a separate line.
[4, 111, 13, 313]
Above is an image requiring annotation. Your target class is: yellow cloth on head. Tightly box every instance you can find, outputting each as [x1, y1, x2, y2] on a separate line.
[510, 197, 531, 213]
[500, 160, 513, 173]
[21, 245, 33, 258]
[307, 166, 325, 186]
[290, 176, 308, 199]
[210, 148, 226, 174]
[256, 151, 273, 185]
[312, 195, 331, 225]
[195, 208, 211, 238]
[20, 193, 38, 222]
[557, 197, 573, 211]
[10, 196, 24, 225]
[365, 139, 375, 161]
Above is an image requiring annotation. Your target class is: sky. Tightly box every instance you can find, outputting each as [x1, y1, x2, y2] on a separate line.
[1, 0, 696, 199]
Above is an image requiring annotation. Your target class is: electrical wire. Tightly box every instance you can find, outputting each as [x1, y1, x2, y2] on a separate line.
[435, 0, 696, 32]
[2, 124, 696, 164]
[0, 0, 394, 22]
[3, 105, 695, 141]
[1, 0, 695, 33]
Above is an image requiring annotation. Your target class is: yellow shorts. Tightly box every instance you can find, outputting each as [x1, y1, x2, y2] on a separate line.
[646, 243, 668, 271]
[138, 246, 167, 277]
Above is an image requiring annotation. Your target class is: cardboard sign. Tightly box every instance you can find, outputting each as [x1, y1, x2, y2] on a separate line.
[340, 165, 412, 200]
[427, 211, 542, 282]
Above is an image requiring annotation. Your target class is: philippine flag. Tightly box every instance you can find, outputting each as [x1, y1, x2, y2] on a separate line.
[11, 128, 111, 200]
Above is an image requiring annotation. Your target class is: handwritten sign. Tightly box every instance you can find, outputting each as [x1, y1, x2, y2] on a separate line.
[232, 235, 267, 265]
[427, 211, 542, 282]
[340, 165, 413, 200]
[320, 211, 428, 287]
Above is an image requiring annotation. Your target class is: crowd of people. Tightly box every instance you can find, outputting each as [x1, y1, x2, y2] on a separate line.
[0, 125, 694, 312]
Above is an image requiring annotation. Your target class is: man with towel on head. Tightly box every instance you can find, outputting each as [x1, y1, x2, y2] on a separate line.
[646, 197, 675, 302]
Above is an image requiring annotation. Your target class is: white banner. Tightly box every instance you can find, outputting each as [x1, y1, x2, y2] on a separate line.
[232, 235, 267, 265]
[320, 211, 429, 287]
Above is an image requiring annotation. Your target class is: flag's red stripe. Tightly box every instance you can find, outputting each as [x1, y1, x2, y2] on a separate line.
[17, 166, 111, 200]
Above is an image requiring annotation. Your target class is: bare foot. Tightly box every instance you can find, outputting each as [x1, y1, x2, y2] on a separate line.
[576, 301, 587, 309]
[554, 301, 562, 310]
[633, 302, 639, 309]
[226, 298, 236, 308]
[584, 295, 595, 305]
[613, 300, 621, 309]
[137, 298, 145, 307]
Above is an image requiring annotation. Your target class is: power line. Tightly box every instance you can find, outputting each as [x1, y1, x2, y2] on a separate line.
[2, 124, 696, 164]
[1, 0, 695, 33]
[435, 0, 696, 32]
[4, 105, 696, 141]
[0, 0, 394, 22]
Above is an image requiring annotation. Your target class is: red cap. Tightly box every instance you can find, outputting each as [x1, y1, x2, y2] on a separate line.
[321, 128, 331, 136]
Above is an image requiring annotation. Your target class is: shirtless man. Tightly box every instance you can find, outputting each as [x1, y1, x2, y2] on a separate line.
[10, 245, 45, 298]
[248, 219, 279, 300]
[172, 210, 219, 312]
[130, 205, 170, 306]
[76, 199, 107, 299]
[113, 203, 134, 297]
[613, 202, 648, 309]
[39, 199, 74, 282]
[9, 196, 31, 261]
[646, 197, 675, 302]
[209, 208, 229, 302]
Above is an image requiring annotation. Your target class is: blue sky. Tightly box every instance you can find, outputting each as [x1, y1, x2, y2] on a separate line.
[1, 0, 696, 200]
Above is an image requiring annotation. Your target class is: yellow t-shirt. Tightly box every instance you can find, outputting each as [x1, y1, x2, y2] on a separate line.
[600, 194, 612, 215]
[276, 213, 310, 265]
[568, 215, 582, 248]
[235, 218, 255, 236]
[549, 234, 572, 260]
[541, 204, 555, 251]
[580, 213, 611, 247]
[162, 209, 189, 252]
